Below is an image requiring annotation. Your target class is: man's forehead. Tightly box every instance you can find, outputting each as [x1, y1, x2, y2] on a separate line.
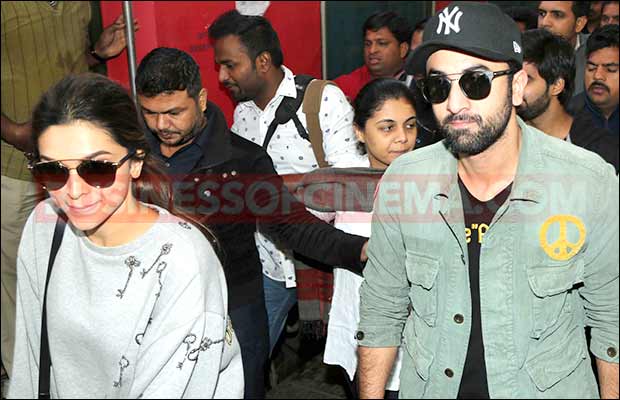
[139, 90, 191, 108]
[539, 1, 574, 14]
[589, 46, 620, 61]
[426, 49, 507, 73]
[214, 35, 248, 55]
[365, 27, 397, 41]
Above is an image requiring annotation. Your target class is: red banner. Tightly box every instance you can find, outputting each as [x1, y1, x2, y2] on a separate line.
[100, 1, 322, 126]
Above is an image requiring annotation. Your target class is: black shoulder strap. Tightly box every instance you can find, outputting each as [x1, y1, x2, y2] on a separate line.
[38, 216, 66, 399]
[262, 74, 314, 149]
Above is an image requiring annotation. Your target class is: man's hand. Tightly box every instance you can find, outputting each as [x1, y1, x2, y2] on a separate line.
[1, 115, 33, 153]
[360, 240, 369, 262]
[94, 14, 140, 60]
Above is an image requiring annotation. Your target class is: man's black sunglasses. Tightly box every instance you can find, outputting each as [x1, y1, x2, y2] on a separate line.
[417, 68, 517, 104]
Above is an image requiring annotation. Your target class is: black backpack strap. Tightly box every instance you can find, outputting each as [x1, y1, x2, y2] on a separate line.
[262, 74, 314, 149]
[38, 215, 67, 399]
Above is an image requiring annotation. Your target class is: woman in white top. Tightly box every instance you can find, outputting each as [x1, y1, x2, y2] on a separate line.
[323, 78, 419, 399]
[8, 74, 243, 399]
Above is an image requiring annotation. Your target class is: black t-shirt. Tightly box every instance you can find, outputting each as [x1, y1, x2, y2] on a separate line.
[457, 178, 512, 399]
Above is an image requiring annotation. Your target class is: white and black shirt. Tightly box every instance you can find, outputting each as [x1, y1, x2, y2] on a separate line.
[231, 65, 364, 285]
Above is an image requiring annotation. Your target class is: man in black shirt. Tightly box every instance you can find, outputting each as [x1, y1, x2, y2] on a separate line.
[518, 28, 619, 173]
[135, 47, 367, 399]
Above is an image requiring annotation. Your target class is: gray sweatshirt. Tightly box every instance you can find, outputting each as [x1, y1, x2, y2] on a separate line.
[8, 200, 244, 398]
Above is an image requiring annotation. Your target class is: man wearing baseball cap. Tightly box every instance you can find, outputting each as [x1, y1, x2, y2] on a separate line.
[357, 2, 619, 399]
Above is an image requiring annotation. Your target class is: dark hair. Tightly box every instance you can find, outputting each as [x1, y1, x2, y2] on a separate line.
[363, 11, 412, 44]
[413, 16, 429, 33]
[505, 6, 539, 30]
[586, 23, 620, 57]
[572, 1, 591, 18]
[136, 47, 202, 99]
[353, 78, 417, 129]
[522, 28, 576, 107]
[31, 73, 218, 246]
[208, 9, 283, 68]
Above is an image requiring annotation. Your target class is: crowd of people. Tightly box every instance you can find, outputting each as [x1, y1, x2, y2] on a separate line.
[1, 1, 618, 399]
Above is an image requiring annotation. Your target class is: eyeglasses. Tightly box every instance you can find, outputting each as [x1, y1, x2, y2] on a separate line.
[418, 69, 517, 104]
[29, 150, 136, 191]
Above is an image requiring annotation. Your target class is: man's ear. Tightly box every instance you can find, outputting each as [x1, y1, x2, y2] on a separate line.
[512, 68, 528, 107]
[550, 77, 566, 97]
[198, 88, 207, 113]
[255, 51, 272, 74]
[575, 15, 588, 34]
[399, 42, 410, 60]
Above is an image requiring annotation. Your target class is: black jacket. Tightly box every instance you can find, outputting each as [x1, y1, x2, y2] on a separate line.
[569, 111, 619, 173]
[145, 102, 366, 310]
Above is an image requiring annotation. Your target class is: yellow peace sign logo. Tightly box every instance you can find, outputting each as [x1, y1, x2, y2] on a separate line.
[539, 215, 586, 261]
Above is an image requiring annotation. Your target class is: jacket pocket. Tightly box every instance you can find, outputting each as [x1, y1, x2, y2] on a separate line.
[405, 251, 440, 327]
[525, 326, 587, 392]
[526, 258, 584, 338]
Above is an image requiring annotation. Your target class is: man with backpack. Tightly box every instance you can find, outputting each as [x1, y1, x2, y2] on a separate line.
[209, 10, 366, 366]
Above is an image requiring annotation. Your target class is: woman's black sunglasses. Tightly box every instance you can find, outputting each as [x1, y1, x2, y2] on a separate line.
[417, 68, 517, 104]
[29, 150, 136, 191]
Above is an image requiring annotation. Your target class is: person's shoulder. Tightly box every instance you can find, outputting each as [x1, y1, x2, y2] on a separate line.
[529, 124, 616, 179]
[151, 209, 213, 253]
[150, 209, 224, 275]
[24, 199, 61, 236]
[385, 140, 451, 174]
[229, 132, 267, 159]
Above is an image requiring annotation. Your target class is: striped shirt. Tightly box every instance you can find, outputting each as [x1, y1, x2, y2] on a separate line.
[1, 1, 91, 180]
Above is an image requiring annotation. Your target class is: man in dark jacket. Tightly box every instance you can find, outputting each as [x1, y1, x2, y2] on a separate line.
[135, 47, 367, 399]
[518, 28, 619, 172]
[570, 24, 619, 135]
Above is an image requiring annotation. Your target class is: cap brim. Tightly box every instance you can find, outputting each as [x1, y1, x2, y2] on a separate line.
[406, 41, 518, 75]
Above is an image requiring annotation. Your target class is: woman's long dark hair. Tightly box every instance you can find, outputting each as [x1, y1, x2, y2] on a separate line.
[31, 73, 219, 250]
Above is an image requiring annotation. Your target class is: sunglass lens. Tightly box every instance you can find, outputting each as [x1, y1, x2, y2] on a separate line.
[460, 71, 492, 100]
[31, 163, 68, 191]
[78, 160, 117, 188]
[424, 76, 452, 104]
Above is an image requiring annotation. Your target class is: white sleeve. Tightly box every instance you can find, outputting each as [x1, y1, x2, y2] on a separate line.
[318, 84, 365, 167]
[126, 242, 243, 399]
[230, 105, 243, 135]
[7, 213, 43, 399]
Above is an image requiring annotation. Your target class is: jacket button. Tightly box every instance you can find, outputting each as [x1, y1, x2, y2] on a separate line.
[453, 314, 464, 324]
[608, 347, 617, 358]
[355, 331, 364, 341]
[444, 368, 454, 378]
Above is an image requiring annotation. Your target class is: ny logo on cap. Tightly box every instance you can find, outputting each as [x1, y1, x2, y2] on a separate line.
[437, 6, 463, 35]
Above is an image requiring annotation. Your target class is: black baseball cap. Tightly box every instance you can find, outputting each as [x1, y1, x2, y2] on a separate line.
[406, 2, 523, 75]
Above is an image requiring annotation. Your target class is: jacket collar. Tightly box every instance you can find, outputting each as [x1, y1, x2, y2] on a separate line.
[434, 117, 545, 210]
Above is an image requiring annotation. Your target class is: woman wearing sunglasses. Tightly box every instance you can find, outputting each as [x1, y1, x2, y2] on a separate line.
[322, 78, 418, 399]
[8, 74, 243, 399]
